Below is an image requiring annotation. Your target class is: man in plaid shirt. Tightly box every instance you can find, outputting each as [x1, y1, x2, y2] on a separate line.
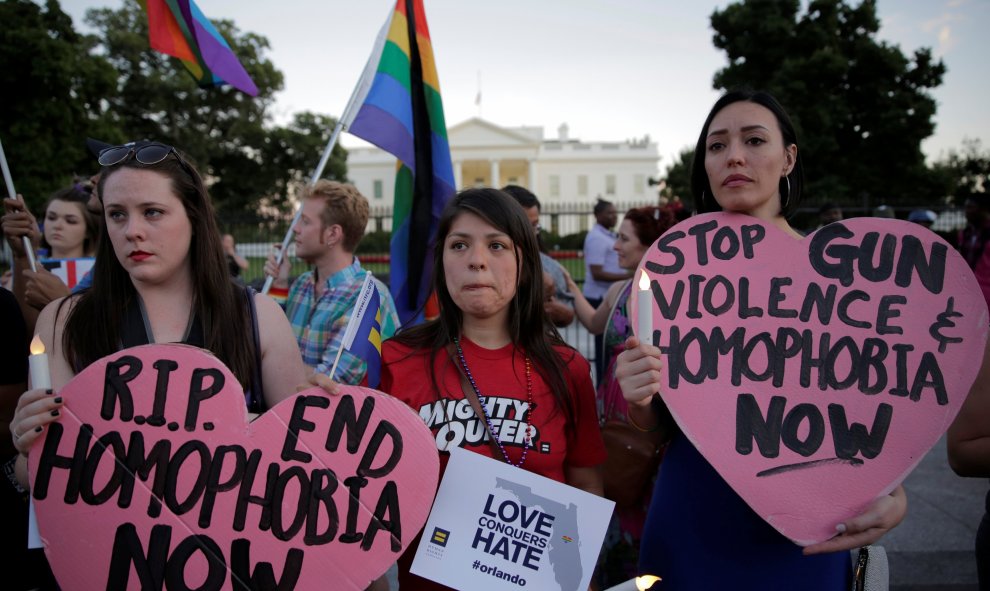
[265, 180, 399, 384]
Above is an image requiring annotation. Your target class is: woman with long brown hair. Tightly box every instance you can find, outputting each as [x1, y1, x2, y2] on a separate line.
[10, 140, 306, 488]
[380, 188, 606, 590]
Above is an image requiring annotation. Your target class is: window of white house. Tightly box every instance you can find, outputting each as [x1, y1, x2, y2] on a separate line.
[373, 180, 383, 199]
[550, 175, 560, 197]
[634, 174, 645, 195]
[605, 174, 616, 195]
[577, 175, 588, 196]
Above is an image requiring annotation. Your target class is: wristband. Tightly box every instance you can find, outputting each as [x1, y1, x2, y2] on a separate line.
[3, 456, 27, 496]
[268, 286, 289, 304]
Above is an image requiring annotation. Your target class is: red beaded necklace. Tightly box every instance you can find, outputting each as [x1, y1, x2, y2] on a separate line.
[453, 338, 534, 468]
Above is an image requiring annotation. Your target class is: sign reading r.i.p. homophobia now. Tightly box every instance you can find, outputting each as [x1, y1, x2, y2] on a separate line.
[29, 344, 439, 590]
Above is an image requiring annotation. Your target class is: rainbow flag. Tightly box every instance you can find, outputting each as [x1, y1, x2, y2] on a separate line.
[137, 0, 258, 96]
[341, 0, 456, 323]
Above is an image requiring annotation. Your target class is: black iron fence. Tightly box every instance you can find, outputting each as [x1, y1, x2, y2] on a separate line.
[2, 200, 969, 382]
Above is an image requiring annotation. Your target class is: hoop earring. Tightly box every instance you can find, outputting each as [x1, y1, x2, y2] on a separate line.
[701, 190, 708, 206]
[781, 176, 791, 209]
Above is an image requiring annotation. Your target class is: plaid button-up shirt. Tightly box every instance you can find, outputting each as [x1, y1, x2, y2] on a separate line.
[284, 259, 400, 384]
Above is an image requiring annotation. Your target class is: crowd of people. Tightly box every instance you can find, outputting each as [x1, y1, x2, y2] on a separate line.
[1, 88, 989, 591]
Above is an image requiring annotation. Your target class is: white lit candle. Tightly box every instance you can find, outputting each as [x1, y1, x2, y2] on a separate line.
[604, 575, 662, 591]
[27, 335, 50, 550]
[29, 335, 51, 390]
[637, 270, 653, 346]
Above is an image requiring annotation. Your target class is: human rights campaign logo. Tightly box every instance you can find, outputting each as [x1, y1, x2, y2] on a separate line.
[431, 527, 450, 547]
[424, 526, 450, 560]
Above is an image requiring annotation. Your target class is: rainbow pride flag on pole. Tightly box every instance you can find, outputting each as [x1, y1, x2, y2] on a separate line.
[137, 0, 258, 96]
[341, 0, 456, 323]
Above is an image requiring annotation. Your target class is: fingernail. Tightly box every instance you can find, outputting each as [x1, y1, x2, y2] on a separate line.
[54, 397, 63, 404]
[45, 389, 53, 395]
[835, 523, 847, 533]
[51, 409, 60, 417]
[34, 426, 43, 432]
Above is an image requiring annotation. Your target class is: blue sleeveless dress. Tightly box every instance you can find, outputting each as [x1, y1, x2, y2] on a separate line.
[638, 434, 851, 590]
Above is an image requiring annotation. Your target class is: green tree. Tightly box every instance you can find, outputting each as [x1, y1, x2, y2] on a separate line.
[0, 0, 118, 211]
[84, 0, 347, 215]
[709, 0, 945, 209]
[262, 111, 348, 206]
[931, 138, 990, 205]
[660, 147, 695, 203]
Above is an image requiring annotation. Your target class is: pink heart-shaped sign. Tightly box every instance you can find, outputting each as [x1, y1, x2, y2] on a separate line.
[29, 344, 439, 590]
[632, 213, 988, 545]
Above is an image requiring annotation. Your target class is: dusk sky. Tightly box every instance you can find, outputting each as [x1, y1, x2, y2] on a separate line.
[60, 0, 990, 172]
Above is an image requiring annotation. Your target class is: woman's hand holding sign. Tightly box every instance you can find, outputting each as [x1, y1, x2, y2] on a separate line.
[803, 484, 907, 555]
[302, 371, 342, 396]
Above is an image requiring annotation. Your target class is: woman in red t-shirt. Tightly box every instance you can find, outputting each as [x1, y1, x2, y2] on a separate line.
[379, 187, 606, 591]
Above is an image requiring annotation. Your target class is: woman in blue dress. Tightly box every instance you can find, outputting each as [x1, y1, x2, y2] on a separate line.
[613, 89, 908, 590]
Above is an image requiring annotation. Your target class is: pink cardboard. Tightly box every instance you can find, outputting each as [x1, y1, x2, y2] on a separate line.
[632, 213, 989, 545]
[28, 343, 439, 590]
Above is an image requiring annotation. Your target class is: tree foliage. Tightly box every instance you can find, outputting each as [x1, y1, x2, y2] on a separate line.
[260, 111, 348, 209]
[660, 147, 695, 204]
[84, 0, 346, 215]
[931, 138, 990, 205]
[709, 0, 945, 209]
[0, 0, 118, 210]
[1, 0, 347, 218]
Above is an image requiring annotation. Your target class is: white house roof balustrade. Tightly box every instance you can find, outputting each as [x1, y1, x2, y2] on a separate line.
[346, 117, 660, 214]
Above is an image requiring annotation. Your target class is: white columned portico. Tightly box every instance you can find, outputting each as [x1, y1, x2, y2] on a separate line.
[528, 159, 537, 191]
[453, 160, 463, 190]
[490, 160, 500, 187]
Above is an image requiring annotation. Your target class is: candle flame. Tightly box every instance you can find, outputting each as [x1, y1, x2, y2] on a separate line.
[638, 269, 650, 291]
[636, 575, 662, 590]
[30, 335, 46, 356]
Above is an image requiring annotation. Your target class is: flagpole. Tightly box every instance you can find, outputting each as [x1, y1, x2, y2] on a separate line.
[261, 119, 345, 294]
[325, 330, 349, 382]
[261, 31, 381, 295]
[0, 137, 38, 272]
[476, 70, 482, 118]
[327, 273, 374, 379]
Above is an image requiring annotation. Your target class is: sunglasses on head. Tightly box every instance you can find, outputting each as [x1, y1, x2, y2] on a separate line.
[97, 142, 184, 168]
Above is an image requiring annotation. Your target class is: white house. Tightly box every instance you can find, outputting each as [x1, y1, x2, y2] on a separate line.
[346, 117, 660, 213]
